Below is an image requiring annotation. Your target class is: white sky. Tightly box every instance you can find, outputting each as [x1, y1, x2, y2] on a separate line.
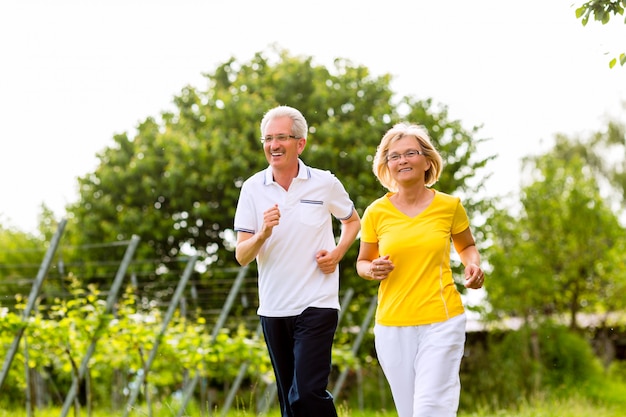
[1, 0, 625, 234]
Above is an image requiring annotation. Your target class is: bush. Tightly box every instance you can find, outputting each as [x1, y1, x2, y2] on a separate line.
[607, 359, 626, 383]
[536, 323, 602, 388]
[460, 322, 605, 412]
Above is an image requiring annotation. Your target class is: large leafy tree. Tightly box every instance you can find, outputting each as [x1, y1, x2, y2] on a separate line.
[486, 133, 626, 329]
[65, 47, 492, 298]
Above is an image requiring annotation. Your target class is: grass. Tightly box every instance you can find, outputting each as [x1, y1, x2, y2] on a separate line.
[458, 396, 625, 417]
[1, 395, 624, 417]
[4, 378, 626, 417]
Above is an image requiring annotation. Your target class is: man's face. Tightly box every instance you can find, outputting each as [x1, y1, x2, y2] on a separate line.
[263, 116, 305, 169]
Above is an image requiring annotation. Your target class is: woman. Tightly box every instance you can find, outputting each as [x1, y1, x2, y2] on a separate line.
[356, 123, 485, 417]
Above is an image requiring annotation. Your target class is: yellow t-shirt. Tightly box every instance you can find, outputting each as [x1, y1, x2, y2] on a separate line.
[360, 190, 470, 326]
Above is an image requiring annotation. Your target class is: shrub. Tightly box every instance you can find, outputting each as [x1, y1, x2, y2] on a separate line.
[460, 322, 605, 412]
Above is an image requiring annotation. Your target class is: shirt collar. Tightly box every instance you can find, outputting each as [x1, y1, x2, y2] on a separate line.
[264, 158, 310, 185]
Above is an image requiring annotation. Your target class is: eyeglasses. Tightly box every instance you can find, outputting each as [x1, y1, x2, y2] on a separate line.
[386, 149, 424, 162]
[260, 134, 298, 143]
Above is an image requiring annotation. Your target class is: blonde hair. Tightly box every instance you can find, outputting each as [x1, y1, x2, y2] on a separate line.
[373, 123, 443, 191]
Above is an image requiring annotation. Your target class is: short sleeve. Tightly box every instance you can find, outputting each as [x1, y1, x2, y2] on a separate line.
[359, 206, 378, 243]
[451, 198, 470, 235]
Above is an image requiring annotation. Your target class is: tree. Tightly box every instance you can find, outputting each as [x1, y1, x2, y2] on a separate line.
[576, 0, 626, 67]
[0, 213, 50, 306]
[486, 133, 626, 329]
[65, 47, 493, 305]
[586, 118, 626, 203]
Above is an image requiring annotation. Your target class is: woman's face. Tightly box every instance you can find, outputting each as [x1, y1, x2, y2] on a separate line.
[386, 136, 430, 186]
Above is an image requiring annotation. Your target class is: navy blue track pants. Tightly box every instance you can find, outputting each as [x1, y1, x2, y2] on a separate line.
[260, 307, 339, 417]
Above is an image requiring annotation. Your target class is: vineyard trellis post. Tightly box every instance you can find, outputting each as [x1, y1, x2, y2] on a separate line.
[122, 254, 199, 416]
[59, 234, 141, 417]
[175, 265, 249, 417]
[0, 218, 67, 391]
[331, 294, 377, 399]
[221, 321, 264, 417]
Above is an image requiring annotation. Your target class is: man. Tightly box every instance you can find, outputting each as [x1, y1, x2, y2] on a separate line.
[234, 105, 360, 417]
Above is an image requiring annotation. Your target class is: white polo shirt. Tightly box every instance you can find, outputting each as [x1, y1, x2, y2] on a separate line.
[234, 159, 355, 317]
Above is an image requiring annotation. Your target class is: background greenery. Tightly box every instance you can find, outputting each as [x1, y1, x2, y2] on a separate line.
[2, 37, 626, 416]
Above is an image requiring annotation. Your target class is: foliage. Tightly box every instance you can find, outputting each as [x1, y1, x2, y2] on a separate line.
[575, 0, 626, 67]
[576, 0, 626, 25]
[1, 280, 249, 404]
[0, 277, 296, 408]
[534, 323, 604, 386]
[0, 223, 46, 300]
[485, 132, 626, 329]
[459, 322, 616, 412]
[585, 119, 626, 206]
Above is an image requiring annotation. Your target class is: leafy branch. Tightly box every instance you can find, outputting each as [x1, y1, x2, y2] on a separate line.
[576, 0, 626, 67]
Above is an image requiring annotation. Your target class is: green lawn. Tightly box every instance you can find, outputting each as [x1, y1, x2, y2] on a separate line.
[2, 396, 624, 417]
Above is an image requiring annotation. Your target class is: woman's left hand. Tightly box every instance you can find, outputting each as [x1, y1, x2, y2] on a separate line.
[464, 263, 485, 289]
[369, 255, 394, 281]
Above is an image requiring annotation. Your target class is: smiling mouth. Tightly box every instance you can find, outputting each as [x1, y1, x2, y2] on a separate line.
[271, 151, 285, 157]
[398, 167, 412, 172]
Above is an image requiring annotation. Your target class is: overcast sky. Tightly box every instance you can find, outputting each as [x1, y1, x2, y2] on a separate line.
[1, 0, 625, 234]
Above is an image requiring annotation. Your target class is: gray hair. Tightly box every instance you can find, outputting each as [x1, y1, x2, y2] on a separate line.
[260, 105, 308, 139]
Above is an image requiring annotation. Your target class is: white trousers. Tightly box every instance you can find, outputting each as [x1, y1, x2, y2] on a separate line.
[374, 314, 466, 417]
